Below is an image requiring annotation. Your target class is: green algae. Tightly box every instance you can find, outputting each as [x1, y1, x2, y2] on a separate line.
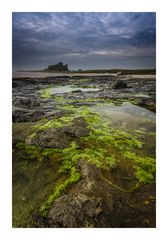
[79, 110, 155, 184]
[72, 148, 117, 169]
[15, 141, 81, 217]
[31, 103, 154, 185]
[89, 129, 142, 150]
[15, 142, 62, 162]
[40, 166, 81, 216]
[38, 135, 117, 216]
[39, 142, 82, 215]
[13, 141, 64, 227]
[77, 108, 101, 125]
[33, 115, 75, 131]
[57, 104, 78, 112]
[13, 79, 156, 227]
[30, 104, 154, 185]
[62, 141, 117, 170]
[135, 156, 156, 183]
[14, 100, 156, 223]
[28, 132, 37, 139]
[40, 88, 52, 98]
[135, 168, 154, 183]
[31, 106, 100, 133]
[40, 85, 120, 106]
[33, 119, 62, 131]
[134, 129, 146, 134]
[54, 96, 66, 102]
[124, 152, 155, 183]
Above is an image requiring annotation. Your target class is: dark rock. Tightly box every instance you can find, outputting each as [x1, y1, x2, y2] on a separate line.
[29, 215, 51, 228]
[47, 160, 114, 228]
[46, 159, 156, 228]
[113, 80, 127, 89]
[12, 109, 29, 123]
[12, 103, 71, 122]
[12, 109, 45, 123]
[71, 89, 82, 93]
[14, 98, 40, 108]
[136, 98, 156, 112]
[26, 117, 89, 148]
[48, 194, 103, 227]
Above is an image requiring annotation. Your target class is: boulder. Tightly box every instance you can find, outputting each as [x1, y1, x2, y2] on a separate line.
[71, 89, 82, 93]
[113, 80, 127, 89]
[48, 194, 103, 227]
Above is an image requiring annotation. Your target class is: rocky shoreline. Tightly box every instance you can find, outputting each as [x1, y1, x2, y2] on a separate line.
[12, 75, 156, 227]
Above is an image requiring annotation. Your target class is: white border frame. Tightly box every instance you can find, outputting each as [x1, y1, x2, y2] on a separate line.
[0, 0, 168, 240]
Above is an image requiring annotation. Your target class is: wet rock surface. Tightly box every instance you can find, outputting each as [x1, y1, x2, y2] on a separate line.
[13, 76, 156, 123]
[47, 160, 113, 228]
[13, 75, 156, 228]
[26, 117, 89, 148]
[113, 80, 127, 89]
[32, 160, 155, 228]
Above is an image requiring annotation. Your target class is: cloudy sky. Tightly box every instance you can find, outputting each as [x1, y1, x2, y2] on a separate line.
[12, 12, 156, 70]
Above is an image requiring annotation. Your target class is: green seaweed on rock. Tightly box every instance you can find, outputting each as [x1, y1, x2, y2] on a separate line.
[61, 141, 117, 170]
[15, 142, 63, 162]
[40, 166, 81, 216]
[40, 142, 81, 216]
[124, 152, 156, 183]
[15, 104, 155, 219]
[32, 115, 75, 131]
[40, 88, 52, 99]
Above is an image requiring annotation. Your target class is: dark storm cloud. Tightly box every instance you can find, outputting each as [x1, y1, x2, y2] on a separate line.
[12, 12, 156, 70]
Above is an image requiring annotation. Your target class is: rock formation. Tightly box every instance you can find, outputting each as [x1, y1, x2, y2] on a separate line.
[113, 80, 127, 89]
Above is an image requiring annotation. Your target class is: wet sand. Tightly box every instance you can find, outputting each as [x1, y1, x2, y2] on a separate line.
[13, 71, 156, 80]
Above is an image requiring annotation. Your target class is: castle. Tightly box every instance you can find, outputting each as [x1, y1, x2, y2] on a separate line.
[46, 62, 69, 71]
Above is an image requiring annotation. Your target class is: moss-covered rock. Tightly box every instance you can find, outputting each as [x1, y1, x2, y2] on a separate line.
[26, 117, 89, 148]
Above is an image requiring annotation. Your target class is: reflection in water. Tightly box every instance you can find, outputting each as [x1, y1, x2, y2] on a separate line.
[91, 102, 155, 131]
[49, 85, 100, 94]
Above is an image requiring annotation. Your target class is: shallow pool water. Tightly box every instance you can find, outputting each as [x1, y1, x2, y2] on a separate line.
[91, 102, 155, 131]
[91, 101, 156, 189]
[49, 85, 100, 94]
[134, 93, 151, 98]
